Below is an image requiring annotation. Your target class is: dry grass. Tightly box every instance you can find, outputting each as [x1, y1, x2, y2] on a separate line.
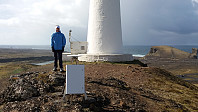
[0, 105, 3, 112]
[0, 63, 34, 80]
[0, 62, 38, 92]
[146, 68, 198, 111]
[194, 84, 198, 87]
[36, 72, 49, 83]
[171, 68, 198, 75]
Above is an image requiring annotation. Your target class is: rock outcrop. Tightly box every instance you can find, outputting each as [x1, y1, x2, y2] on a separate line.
[0, 71, 147, 112]
[146, 46, 197, 59]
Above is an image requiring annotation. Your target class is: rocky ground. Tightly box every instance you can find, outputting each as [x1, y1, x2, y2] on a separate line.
[0, 49, 198, 112]
[0, 62, 198, 112]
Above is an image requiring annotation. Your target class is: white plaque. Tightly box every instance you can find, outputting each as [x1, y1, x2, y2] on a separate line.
[65, 65, 85, 94]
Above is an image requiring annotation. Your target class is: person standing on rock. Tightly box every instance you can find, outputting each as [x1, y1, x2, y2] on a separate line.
[51, 25, 66, 72]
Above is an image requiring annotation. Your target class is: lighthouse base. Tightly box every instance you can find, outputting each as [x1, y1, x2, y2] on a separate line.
[78, 54, 133, 62]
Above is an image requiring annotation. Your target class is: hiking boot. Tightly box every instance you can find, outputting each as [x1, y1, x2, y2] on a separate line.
[53, 68, 57, 71]
[60, 68, 64, 72]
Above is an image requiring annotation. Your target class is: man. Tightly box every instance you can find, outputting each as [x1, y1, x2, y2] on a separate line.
[51, 25, 66, 72]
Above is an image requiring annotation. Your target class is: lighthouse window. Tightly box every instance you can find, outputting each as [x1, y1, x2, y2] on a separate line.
[81, 46, 85, 50]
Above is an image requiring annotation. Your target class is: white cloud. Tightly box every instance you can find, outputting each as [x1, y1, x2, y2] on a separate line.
[0, 17, 20, 26]
[1, 0, 198, 45]
[192, 0, 198, 6]
[0, 0, 89, 45]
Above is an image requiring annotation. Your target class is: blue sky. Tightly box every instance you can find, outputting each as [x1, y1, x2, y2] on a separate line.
[0, 0, 198, 45]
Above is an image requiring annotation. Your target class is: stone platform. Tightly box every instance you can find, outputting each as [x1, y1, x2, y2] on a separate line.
[78, 54, 133, 62]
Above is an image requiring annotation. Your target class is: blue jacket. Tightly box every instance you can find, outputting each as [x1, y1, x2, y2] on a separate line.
[51, 31, 66, 50]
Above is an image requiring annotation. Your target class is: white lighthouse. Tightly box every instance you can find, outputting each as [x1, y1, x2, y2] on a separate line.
[78, 0, 133, 62]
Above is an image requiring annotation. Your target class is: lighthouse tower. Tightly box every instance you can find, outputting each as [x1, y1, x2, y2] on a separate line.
[78, 0, 133, 62]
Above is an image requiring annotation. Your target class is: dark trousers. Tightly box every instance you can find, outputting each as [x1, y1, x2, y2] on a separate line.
[54, 50, 63, 68]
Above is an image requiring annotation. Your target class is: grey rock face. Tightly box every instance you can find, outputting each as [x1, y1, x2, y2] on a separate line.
[0, 72, 54, 104]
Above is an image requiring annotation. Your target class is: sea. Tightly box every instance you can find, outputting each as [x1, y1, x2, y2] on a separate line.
[0, 45, 198, 57]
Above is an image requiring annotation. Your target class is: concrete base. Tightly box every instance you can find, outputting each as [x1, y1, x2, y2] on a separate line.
[62, 53, 72, 61]
[78, 54, 133, 62]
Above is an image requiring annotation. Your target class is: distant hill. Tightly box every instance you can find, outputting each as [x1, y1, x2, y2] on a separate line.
[145, 46, 197, 59]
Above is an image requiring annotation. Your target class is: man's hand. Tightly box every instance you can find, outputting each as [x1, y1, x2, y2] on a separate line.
[62, 47, 64, 52]
[52, 47, 55, 52]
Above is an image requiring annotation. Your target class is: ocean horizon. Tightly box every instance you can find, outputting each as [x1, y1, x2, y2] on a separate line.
[0, 45, 197, 57]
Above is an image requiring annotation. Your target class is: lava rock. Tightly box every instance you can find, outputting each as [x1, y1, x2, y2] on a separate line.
[49, 74, 65, 86]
